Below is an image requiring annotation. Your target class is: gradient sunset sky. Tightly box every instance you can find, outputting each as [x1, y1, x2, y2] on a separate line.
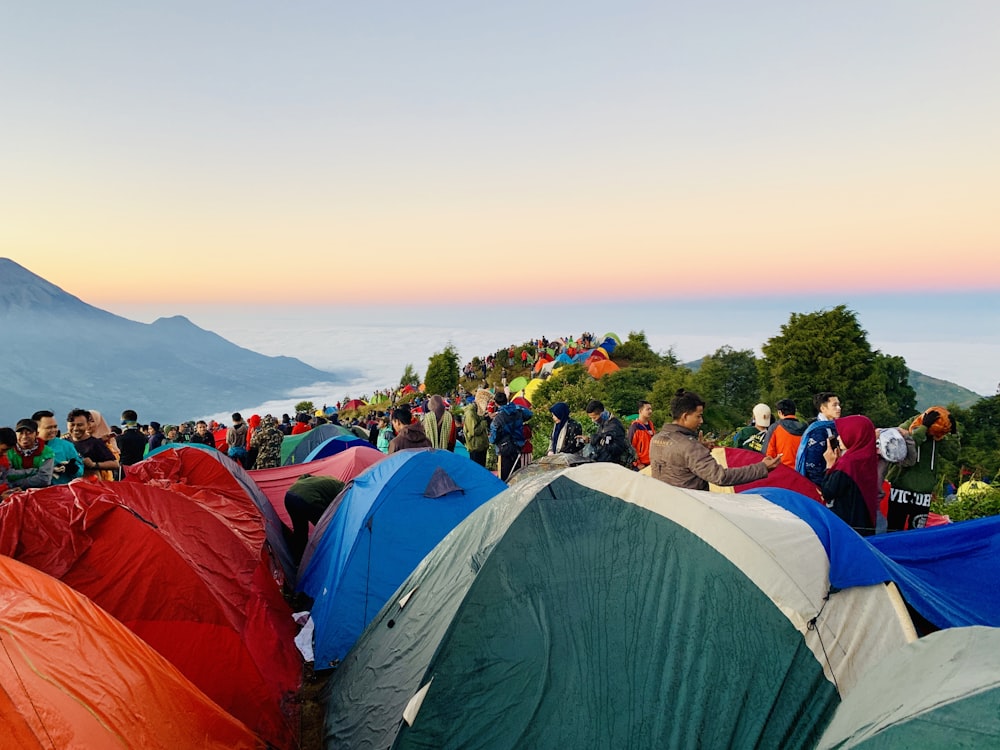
[3, 3, 999, 304]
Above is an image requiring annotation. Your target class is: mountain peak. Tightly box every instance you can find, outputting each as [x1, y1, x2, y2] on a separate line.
[0, 257, 99, 316]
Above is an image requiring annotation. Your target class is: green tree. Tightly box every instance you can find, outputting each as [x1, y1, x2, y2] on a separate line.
[871, 353, 918, 425]
[600, 366, 661, 418]
[424, 344, 460, 396]
[760, 305, 903, 421]
[690, 346, 759, 428]
[951, 396, 1000, 481]
[614, 331, 664, 367]
[399, 364, 421, 389]
[294, 400, 315, 415]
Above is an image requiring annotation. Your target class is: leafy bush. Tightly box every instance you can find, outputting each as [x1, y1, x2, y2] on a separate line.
[932, 485, 1000, 521]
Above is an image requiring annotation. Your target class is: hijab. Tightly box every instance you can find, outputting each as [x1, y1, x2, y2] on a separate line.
[833, 415, 880, 524]
[550, 402, 570, 453]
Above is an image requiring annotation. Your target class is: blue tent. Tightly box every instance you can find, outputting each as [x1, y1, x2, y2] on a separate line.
[301, 435, 373, 463]
[298, 448, 507, 668]
[756, 488, 1000, 629]
[283, 424, 355, 465]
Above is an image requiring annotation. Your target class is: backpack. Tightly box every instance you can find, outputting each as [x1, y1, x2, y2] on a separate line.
[492, 409, 524, 458]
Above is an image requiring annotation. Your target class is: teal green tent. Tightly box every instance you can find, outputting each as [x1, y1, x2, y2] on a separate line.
[325, 464, 915, 748]
[817, 626, 1000, 748]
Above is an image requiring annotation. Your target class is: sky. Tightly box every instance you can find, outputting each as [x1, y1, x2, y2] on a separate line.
[3, 2, 1000, 304]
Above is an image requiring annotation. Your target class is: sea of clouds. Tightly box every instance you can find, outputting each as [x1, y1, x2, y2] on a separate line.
[110, 294, 998, 422]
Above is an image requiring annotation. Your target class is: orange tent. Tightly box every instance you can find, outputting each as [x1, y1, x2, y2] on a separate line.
[0, 479, 300, 749]
[588, 359, 621, 379]
[0, 555, 262, 749]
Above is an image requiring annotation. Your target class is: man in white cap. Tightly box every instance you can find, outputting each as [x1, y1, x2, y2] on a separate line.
[731, 403, 772, 453]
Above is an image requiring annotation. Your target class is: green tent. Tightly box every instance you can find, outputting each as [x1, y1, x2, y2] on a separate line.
[817, 626, 1000, 748]
[325, 464, 915, 748]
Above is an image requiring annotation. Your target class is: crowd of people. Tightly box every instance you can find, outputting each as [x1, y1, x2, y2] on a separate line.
[2, 332, 959, 543]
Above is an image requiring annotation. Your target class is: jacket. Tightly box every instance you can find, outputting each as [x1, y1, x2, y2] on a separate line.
[388, 422, 432, 453]
[463, 403, 489, 453]
[762, 416, 807, 469]
[589, 415, 628, 464]
[650, 423, 767, 490]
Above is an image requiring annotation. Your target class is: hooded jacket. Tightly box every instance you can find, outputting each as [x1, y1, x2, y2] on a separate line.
[388, 421, 432, 453]
[650, 423, 768, 490]
[763, 416, 808, 469]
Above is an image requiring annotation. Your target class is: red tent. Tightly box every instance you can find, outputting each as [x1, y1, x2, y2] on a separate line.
[0, 480, 301, 750]
[710, 446, 824, 504]
[249, 446, 387, 528]
[126, 446, 296, 585]
[342, 398, 366, 411]
[0, 555, 261, 749]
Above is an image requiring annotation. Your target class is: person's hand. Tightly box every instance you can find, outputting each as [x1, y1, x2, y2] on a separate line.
[698, 431, 717, 449]
[823, 440, 839, 467]
[763, 454, 782, 471]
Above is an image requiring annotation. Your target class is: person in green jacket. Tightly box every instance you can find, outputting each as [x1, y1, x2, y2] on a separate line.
[886, 407, 960, 530]
[463, 390, 490, 467]
[284, 474, 346, 564]
[6, 418, 56, 490]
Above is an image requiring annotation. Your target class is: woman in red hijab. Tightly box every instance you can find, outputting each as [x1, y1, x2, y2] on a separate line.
[820, 414, 880, 536]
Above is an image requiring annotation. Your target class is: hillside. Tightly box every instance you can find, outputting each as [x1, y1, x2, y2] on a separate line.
[0, 258, 348, 425]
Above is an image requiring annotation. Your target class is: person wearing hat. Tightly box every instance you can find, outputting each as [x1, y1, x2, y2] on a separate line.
[5, 418, 56, 490]
[731, 403, 772, 453]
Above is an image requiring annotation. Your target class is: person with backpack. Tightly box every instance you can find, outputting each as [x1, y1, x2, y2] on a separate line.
[731, 403, 771, 453]
[795, 392, 842, 485]
[580, 400, 630, 465]
[489, 392, 532, 481]
[627, 400, 656, 469]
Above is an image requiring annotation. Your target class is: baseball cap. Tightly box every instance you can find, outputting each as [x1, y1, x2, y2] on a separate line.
[752, 403, 772, 428]
[15, 418, 38, 433]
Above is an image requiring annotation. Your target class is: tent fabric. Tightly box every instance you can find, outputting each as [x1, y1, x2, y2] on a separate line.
[282, 423, 356, 465]
[124, 445, 297, 587]
[324, 464, 916, 749]
[302, 435, 375, 463]
[866, 514, 1000, 628]
[507, 376, 528, 394]
[0, 555, 262, 750]
[298, 448, 507, 668]
[249, 446, 387, 527]
[522, 377, 544, 403]
[817, 626, 1000, 748]
[0, 480, 301, 750]
[586, 358, 620, 379]
[757, 488, 1000, 629]
[711, 446, 824, 504]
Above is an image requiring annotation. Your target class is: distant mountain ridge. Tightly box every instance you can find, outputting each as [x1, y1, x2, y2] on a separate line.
[0, 258, 352, 425]
[683, 358, 982, 412]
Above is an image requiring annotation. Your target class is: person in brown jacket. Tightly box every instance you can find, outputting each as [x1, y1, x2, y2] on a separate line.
[651, 389, 782, 490]
[388, 406, 432, 454]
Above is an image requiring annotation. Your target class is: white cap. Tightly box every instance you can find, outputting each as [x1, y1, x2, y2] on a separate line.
[752, 403, 772, 428]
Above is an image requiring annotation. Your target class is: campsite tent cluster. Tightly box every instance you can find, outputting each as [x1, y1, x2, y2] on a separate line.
[4, 438, 1000, 748]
